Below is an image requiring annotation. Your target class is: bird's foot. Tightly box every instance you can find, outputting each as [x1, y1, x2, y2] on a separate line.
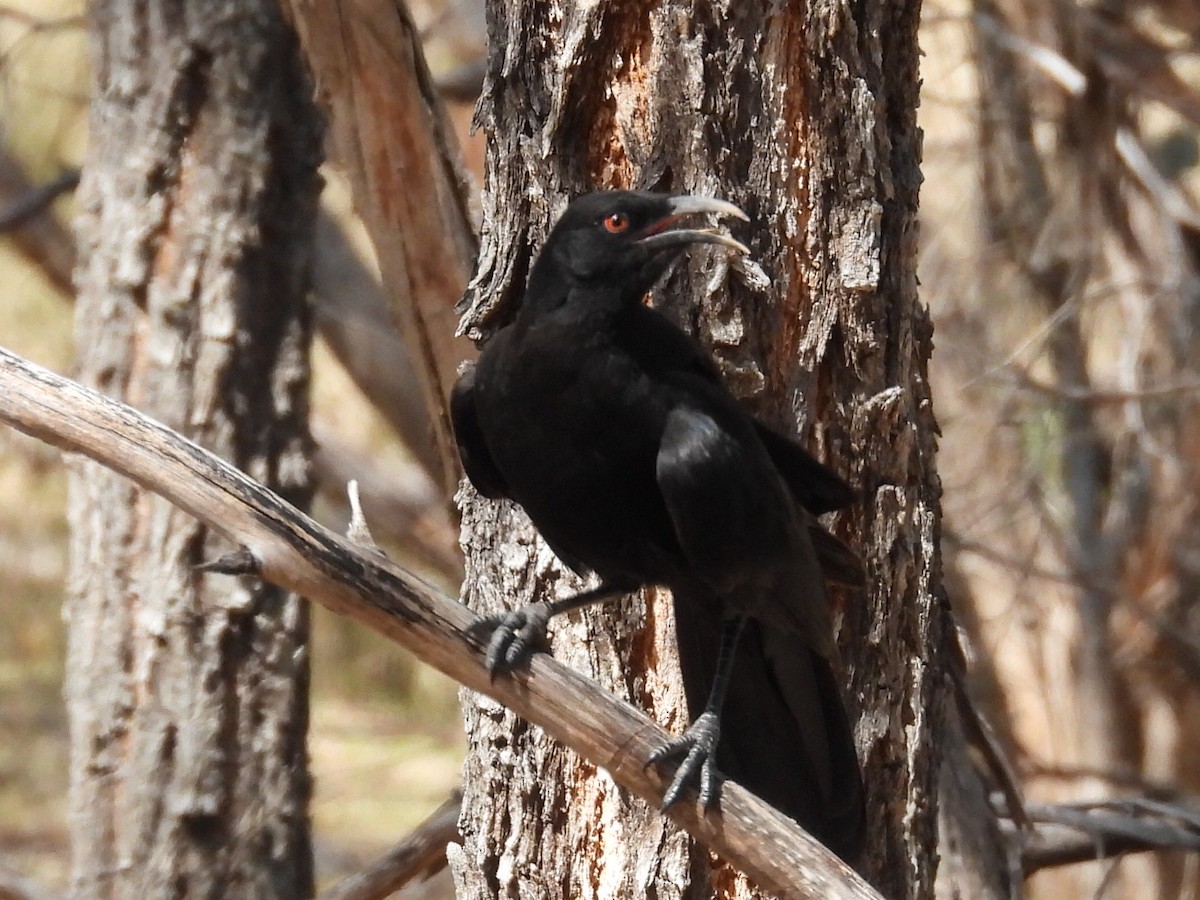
[471, 603, 554, 680]
[646, 710, 722, 811]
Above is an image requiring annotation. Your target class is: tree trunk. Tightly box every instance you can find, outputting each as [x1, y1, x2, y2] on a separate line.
[65, 3, 322, 897]
[452, 2, 960, 898]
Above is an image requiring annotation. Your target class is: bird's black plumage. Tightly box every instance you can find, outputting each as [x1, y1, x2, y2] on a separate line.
[452, 190, 865, 859]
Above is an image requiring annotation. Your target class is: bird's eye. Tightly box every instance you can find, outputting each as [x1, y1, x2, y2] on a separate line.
[602, 212, 630, 234]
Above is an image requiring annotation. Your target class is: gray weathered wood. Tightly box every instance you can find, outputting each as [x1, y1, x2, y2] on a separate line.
[284, 0, 479, 499]
[66, 2, 322, 896]
[0, 344, 882, 900]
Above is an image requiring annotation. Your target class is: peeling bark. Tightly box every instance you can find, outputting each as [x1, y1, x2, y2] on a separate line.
[454, 2, 948, 898]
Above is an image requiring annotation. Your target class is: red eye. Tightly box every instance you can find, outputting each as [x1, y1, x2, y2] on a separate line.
[602, 212, 630, 234]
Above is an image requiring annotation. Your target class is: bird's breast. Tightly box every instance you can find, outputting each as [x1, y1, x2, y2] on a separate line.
[475, 330, 679, 582]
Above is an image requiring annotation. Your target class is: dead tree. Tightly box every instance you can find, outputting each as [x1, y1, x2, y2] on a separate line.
[65, 2, 322, 896]
[450, 2, 967, 897]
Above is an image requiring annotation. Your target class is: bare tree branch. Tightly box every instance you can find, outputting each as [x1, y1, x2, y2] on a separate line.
[317, 789, 461, 900]
[0, 169, 78, 232]
[1025, 764, 1196, 799]
[312, 425, 461, 583]
[949, 628, 1029, 831]
[0, 345, 883, 900]
[1009, 368, 1200, 405]
[0, 150, 75, 294]
[0, 139, 458, 571]
[283, 0, 479, 499]
[310, 207, 448, 487]
[1015, 797, 1200, 875]
[0, 139, 457, 514]
[0, 862, 60, 900]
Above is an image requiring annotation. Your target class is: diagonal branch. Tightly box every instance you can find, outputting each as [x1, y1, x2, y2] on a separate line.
[0, 151, 76, 295]
[0, 344, 882, 900]
[0, 169, 79, 232]
[0, 861, 60, 900]
[283, 0, 479, 499]
[317, 788, 461, 900]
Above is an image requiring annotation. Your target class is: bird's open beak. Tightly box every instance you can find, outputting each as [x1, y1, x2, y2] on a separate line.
[635, 195, 750, 255]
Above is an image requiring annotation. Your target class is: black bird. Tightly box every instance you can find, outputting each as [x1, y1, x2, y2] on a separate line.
[452, 190, 866, 859]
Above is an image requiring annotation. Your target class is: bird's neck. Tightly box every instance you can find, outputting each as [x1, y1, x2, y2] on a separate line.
[519, 259, 639, 328]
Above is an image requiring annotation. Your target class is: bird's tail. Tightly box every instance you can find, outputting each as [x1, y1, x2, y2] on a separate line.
[671, 590, 866, 862]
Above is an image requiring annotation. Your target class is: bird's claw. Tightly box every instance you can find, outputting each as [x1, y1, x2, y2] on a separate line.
[646, 710, 722, 811]
[472, 602, 554, 680]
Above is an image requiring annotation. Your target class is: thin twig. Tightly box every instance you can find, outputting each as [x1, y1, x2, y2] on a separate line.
[1014, 796, 1200, 875]
[0, 170, 79, 232]
[344, 479, 381, 553]
[1025, 763, 1191, 800]
[949, 626, 1029, 830]
[0, 862, 60, 900]
[318, 789, 461, 900]
[942, 530, 1078, 586]
[1010, 368, 1200, 405]
[0, 151, 76, 294]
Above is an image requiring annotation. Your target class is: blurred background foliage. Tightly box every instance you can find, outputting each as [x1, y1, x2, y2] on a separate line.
[0, 0, 1197, 896]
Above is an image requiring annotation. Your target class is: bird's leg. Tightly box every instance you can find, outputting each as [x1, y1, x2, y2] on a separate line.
[474, 582, 630, 680]
[647, 613, 746, 811]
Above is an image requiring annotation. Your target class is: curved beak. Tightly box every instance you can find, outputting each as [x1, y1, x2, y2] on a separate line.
[635, 195, 750, 255]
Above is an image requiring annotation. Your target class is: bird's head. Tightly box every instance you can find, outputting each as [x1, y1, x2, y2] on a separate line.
[541, 191, 749, 297]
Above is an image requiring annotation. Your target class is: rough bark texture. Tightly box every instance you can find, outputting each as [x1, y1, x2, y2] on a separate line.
[453, 2, 947, 898]
[0, 342, 879, 900]
[66, 3, 322, 898]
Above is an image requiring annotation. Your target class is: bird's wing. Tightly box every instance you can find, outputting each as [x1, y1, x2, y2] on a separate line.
[659, 408, 864, 851]
[656, 404, 837, 646]
[623, 304, 856, 517]
[625, 305, 863, 587]
[449, 361, 509, 500]
[806, 522, 866, 588]
[654, 406, 796, 591]
[753, 424, 856, 515]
